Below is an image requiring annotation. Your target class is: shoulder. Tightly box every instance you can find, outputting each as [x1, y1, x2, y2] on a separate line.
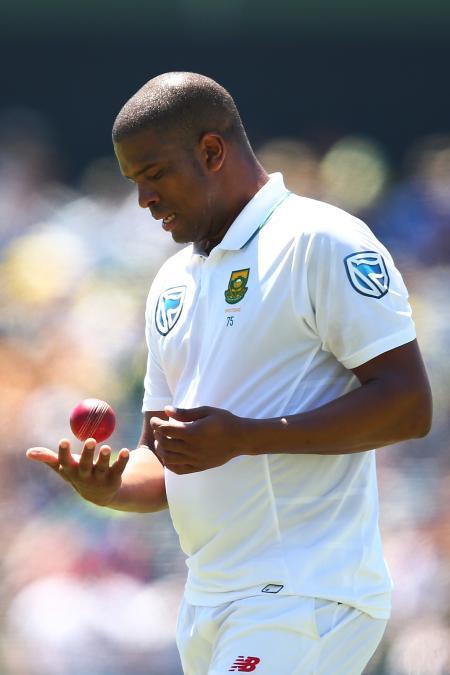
[280, 194, 372, 242]
[145, 245, 193, 308]
[150, 244, 192, 287]
[274, 195, 390, 265]
[154, 244, 193, 278]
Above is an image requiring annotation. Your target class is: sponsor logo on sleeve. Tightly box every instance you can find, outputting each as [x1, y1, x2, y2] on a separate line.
[155, 285, 186, 335]
[344, 251, 390, 298]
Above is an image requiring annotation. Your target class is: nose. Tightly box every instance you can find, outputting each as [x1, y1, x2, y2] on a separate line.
[138, 184, 160, 209]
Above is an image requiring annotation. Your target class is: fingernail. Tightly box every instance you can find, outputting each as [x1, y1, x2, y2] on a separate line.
[60, 441, 69, 449]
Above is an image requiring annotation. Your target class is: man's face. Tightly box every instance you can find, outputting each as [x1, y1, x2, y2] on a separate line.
[114, 127, 222, 245]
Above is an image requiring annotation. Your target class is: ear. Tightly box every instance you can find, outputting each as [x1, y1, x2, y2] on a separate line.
[199, 133, 227, 173]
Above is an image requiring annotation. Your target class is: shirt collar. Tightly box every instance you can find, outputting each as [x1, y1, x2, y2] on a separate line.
[194, 173, 289, 255]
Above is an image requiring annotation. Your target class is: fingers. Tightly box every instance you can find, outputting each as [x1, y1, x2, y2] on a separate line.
[153, 431, 187, 455]
[27, 445, 74, 483]
[28, 438, 129, 487]
[164, 405, 212, 422]
[150, 417, 193, 440]
[77, 438, 96, 479]
[26, 447, 60, 470]
[153, 433, 196, 471]
[94, 445, 111, 474]
[76, 441, 129, 481]
[58, 438, 78, 475]
[110, 448, 130, 477]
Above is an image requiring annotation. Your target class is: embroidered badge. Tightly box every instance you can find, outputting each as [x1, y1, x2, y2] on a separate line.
[155, 285, 186, 335]
[224, 269, 250, 304]
[344, 251, 390, 299]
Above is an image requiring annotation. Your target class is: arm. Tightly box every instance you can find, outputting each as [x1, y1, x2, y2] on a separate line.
[240, 339, 432, 455]
[27, 411, 168, 513]
[109, 411, 168, 512]
[150, 340, 432, 472]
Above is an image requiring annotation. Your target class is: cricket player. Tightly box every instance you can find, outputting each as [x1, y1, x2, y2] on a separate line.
[28, 72, 432, 674]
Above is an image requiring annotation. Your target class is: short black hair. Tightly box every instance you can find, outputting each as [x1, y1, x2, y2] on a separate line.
[112, 72, 249, 148]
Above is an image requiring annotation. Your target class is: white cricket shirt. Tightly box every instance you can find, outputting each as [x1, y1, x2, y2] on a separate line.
[142, 173, 416, 619]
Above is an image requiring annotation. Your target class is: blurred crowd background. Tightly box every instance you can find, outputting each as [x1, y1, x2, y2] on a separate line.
[1, 3, 450, 673]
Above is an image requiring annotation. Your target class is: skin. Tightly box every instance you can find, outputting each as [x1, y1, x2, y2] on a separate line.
[26, 123, 268, 510]
[27, 116, 433, 509]
[113, 126, 268, 253]
[150, 340, 432, 475]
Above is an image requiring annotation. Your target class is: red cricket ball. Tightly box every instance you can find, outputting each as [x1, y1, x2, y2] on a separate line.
[70, 398, 116, 443]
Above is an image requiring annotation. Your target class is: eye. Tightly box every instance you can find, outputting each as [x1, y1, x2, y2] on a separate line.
[146, 169, 164, 181]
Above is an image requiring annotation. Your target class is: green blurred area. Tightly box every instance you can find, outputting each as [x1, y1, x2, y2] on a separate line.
[3, 0, 450, 39]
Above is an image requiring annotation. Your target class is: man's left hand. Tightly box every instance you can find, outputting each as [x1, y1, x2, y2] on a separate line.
[150, 406, 246, 474]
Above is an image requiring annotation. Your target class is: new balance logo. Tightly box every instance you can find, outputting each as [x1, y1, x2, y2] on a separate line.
[229, 656, 261, 671]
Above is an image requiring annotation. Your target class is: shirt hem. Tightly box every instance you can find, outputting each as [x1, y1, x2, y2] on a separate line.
[182, 585, 391, 620]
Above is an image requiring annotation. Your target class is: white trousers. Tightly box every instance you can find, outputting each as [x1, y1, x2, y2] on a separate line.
[176, 594, 387, 674]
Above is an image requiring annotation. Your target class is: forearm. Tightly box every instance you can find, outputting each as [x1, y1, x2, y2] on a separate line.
[241, 377, 431, 456]
[107, 446, 168, 513]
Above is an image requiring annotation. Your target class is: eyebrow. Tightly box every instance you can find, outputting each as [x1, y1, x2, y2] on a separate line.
[126, 162, 160, 180]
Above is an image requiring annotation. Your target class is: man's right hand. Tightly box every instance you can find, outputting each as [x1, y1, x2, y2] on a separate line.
[26, 438, 130, 507]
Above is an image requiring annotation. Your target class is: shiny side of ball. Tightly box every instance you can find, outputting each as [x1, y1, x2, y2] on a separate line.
[70, 398, 116, 443]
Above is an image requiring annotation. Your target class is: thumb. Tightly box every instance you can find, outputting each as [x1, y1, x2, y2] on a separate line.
[26, 447, 60, 469]
[164, 405, 213, 422]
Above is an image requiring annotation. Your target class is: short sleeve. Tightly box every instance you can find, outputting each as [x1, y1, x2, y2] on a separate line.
[141, 290, 173, 412]
[303, 217, 416, 369]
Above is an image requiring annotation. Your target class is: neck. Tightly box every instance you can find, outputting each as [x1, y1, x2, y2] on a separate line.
[197, 158, 269, 255]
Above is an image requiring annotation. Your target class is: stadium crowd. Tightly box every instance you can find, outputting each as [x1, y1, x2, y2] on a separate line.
[0, 108, 449, 674]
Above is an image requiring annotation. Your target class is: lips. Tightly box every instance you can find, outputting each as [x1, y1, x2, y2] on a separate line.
[150, 208, 174, 221]
[161, 213, 177, 232]
[150, 209, 178, 231]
